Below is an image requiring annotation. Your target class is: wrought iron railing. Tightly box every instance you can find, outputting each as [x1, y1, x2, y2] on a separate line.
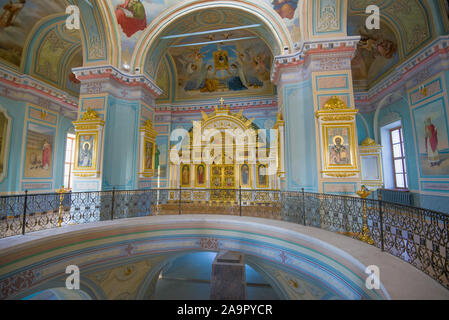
[0, 188, 448, 290]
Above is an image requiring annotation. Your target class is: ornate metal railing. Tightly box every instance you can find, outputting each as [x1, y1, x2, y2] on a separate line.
[0, 188, 448, 290]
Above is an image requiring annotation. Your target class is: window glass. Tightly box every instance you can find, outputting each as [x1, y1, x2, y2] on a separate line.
[389, 127, 408, 189]
[393, 144, 402, 158]
[391, 130, 400, 144]
[394, 159, 404, 174]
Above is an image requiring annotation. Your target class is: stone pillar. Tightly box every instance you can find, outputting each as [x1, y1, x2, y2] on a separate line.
[210, 251, 247, 300]
[72, 66, 161, 192]
[273, 36, 361, 194]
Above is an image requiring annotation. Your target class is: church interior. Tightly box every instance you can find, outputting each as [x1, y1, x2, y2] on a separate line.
[0, 0, 449, 301]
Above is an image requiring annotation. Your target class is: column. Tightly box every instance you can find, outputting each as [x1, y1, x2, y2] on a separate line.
[72, 66, 161, 192]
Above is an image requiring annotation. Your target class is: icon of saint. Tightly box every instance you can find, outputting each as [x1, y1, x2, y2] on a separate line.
[425, 117, 440, 167]
[197, 165, 205, 185]
[241, 164, 249, 186]
[182, 165, 190, 185]
[258, 164, 267, 186]
[79, 142, 92, 167]
[330, 136, 349, 165]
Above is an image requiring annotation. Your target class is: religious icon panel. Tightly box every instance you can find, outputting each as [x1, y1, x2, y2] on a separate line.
[257, 163, 269, 188]
[328, 128, 351, 165]
[144, 140, 154, 170]
[240, 164, 251, 188]
[24, 122, 55, 178]
[322, 125, 357, 171]
[196, 164, 206, 187]
[77, 135, 95, 169]
[181, 164, 191, 187]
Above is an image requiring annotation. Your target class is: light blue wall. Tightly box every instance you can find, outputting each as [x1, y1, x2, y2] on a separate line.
[0, 96, 73, 193]
[283, 79, 318, 192]
[356, 112, 374, 144]
[378, 98, 420, 191]
[371, 88, 449, 213]
[102, 97, 140, 190]
[0, 97, 26, 192]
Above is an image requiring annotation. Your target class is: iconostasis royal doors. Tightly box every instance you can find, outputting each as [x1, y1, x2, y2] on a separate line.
[210, 164, 235, 201]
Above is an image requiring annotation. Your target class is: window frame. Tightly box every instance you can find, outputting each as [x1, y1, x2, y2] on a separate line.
[389, 126, 408, 190]
[64, 133, 76, 189]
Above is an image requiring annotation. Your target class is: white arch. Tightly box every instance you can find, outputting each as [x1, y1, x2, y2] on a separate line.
[131, 0, 293, 73]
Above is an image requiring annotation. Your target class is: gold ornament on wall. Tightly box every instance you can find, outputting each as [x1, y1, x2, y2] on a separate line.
[361, 137, 377, 146]
[81, 108, 100, 121]
[323, 96, 348, 110]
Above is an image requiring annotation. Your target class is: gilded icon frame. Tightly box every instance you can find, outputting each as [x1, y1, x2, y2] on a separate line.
[322, 123, 358, 171]
[74, 132, 98, 171]
[180, 164, 191, 187]
[195, 164, 207, 187]
[256, 163, 269, 188]
[239, 163, 252, 188]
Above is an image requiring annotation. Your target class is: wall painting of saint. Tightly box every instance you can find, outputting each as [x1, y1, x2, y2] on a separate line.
[181, 164, 190, 187]
[24, 122, 55, 178]
[413, 98, 449, 177]
[196, 164, 206, 187]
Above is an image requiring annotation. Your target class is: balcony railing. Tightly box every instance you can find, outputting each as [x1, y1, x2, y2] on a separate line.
[0, 188, 448, 290]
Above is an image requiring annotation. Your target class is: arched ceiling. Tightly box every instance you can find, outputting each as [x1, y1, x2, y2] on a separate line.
[107, 0, 299, 71]
[148, 8, 277, 102]
[0, 0, 69, 67]
[0, 0, 441, 96]
[348, 0, 434, 90]
[0, 0, 83, 96]
[143, 7, 285, 79]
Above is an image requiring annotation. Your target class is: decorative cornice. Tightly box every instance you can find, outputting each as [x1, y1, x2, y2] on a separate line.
[0, 65, 78, 115]
[155, 97, 278, 113]
[73, 65, 162, 99]
[271, 36, 360, 84]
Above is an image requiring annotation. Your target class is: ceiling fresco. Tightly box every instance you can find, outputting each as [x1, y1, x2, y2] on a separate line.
[33, 23, 81, 84]
[348, 0, 433, 90]
[349, 16, 398, 90]
[109, 0, 300, 67]
[110, 0, 179, 65]
[169, 37, 274, 100]
[156, 56, 171, 101]
[0, 0, 68, 67]
[145, 8, 280, 81]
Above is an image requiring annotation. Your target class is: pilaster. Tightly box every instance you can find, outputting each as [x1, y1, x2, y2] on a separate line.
[72, 65, 161, 191]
